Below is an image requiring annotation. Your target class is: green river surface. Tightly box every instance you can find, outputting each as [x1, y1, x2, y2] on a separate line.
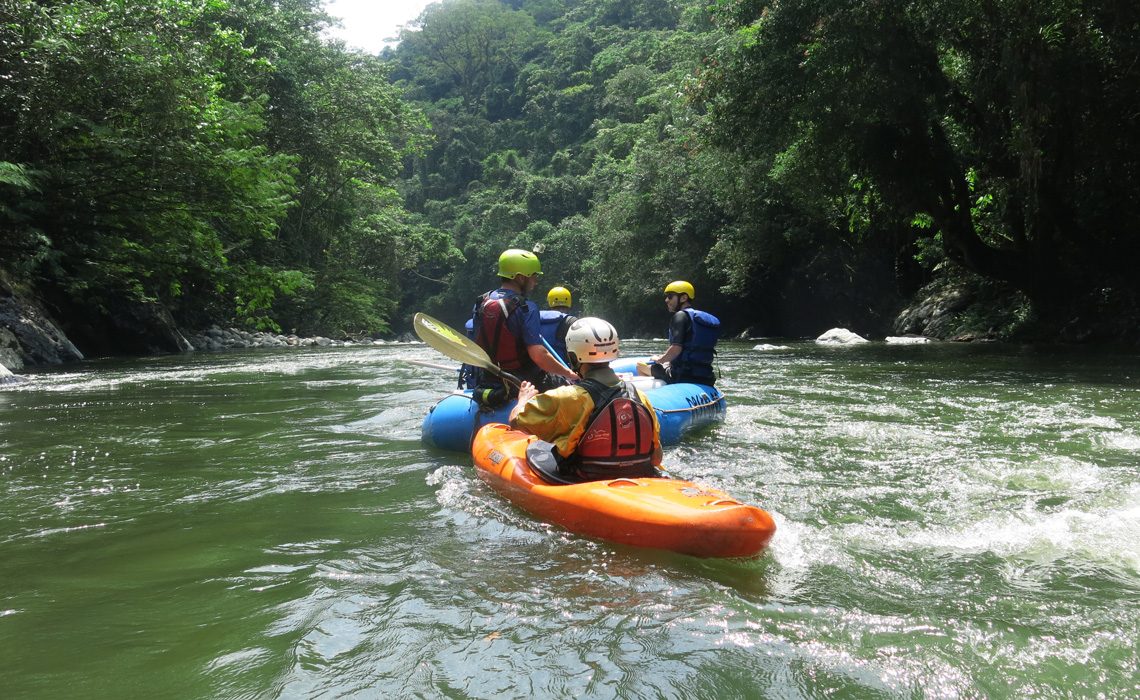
[1, 339, 1137, 699]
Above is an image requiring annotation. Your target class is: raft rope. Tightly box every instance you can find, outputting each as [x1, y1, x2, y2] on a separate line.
[655, 395, 726, 413]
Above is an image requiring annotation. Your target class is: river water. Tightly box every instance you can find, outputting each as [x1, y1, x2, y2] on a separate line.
[1, 340, 1137, 698]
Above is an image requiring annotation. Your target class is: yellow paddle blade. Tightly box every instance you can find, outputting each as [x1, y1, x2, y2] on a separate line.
[413, 312, 520, 387]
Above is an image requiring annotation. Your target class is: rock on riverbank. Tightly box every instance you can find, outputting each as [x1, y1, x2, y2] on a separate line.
[185, 327, 353, 351]
[0, 362, 26, 385]
[183, 327, 417, 351]
[0, 283, 85, 372]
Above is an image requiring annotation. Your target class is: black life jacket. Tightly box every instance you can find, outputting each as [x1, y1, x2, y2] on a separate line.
[570, 377, 657, 479]
[472, 291, 533, 373]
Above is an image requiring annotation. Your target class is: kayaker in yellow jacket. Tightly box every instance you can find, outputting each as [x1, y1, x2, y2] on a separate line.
[510, 317, 663, 482]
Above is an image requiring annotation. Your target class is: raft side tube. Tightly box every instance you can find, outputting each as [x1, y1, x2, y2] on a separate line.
[422, 380, 725, 451]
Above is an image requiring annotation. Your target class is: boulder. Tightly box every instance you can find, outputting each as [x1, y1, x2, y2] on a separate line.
[0, 286, 85, 366]
[111, 300, 194, 354]
[56, 297, 193, 356]
[815, 328, 869, 344]
[1, 327, 24, 371]
[885, 335, 932, 345]
[0, 361, 26, 385]
[893, 284, 973, 337]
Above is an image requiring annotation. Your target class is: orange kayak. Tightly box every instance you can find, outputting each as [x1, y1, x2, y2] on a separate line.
[471, 423, 776, 558]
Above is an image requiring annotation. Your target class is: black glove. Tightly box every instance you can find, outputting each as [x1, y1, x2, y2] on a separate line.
[475, 385, 509, 409]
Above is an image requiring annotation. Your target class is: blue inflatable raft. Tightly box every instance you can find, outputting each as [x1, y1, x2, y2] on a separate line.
[422, 358, 725, 452]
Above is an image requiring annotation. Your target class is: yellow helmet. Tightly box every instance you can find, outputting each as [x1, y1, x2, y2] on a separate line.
[497, 249, 542, 279]
[664, 280, 695, 299]
[547, 286, 572, 308]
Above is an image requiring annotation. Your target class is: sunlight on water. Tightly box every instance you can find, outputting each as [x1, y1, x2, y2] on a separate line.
[1, 341, 1138, 697]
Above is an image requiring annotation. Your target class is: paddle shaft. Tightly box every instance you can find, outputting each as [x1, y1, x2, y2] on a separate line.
[413, 312, 522, 388]
[540, 335, 572, 371]
[407, 359, 460, 372]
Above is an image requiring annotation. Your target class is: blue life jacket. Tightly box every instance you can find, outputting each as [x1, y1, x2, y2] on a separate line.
[668, 308, 719, 384]
[538, 309, 575, 365]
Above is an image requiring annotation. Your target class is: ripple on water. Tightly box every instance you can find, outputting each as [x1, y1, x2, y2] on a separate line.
[927, 499, 1138, 571]
[1094, 429, 1140, 452]
[4, 342, 1139, 698]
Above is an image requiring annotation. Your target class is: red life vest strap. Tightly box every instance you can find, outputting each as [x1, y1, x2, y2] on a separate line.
[573, 379, 656, 473]
[473, 292, 529, 372]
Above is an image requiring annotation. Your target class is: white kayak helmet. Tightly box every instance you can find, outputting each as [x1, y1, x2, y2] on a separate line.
[565, 317, 620, 366]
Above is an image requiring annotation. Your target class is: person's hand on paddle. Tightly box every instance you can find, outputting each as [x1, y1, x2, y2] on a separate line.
[517, 381, 538, 404]
[509, 381, 539, 422]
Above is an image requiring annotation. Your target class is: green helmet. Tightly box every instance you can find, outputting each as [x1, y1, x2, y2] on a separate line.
[547, 286, 572, 308]
[497, 249, 542, 279]
[664, 280, 695, 299]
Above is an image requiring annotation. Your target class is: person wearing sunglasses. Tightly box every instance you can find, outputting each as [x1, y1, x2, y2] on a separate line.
[642, 280, 720, 386]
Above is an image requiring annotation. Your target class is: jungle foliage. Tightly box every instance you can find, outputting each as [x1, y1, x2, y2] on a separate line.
[3, 0, 1137, 345]
[0, 0, 453, 337]
[393, 0, 1140, 340]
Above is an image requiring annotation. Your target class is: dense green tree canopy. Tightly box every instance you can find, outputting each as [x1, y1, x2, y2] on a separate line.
[0, 0, 452, 341]
[700, 0, 1140, 321]
[3, 0, 1137, 350]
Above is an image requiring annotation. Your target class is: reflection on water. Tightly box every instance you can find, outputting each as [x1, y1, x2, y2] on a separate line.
[1, 341, 1137, 697]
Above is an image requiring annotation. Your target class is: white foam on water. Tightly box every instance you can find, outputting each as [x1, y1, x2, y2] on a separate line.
[986, 454, 1107, 492]
[427, 465, 473, 512]
[1068, 413, 1122, 430]
[21, 348, 412, 393]
[30, 522, 108, 538]
[841, 484, 1140, 575]
[994, 400, 1126, 442]
[335, 405, 423, 441]
[1095, 430, 1140, 452]
[424, 464, 462, 487]
[766, 513, 859, 598]
[729, 605, 979, 697]
[206, 646, 274, 672]
[884, 336, 932, 344]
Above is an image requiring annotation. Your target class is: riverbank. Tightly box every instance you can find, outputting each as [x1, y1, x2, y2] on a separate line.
[183, 326, 384, 352]
[4, 263, 1137, 384]
[0, 324, 415, 384]
[1, 275, 416, 380]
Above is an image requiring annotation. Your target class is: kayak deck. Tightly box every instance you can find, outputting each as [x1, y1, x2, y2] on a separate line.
[471, 423, 775, 558]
